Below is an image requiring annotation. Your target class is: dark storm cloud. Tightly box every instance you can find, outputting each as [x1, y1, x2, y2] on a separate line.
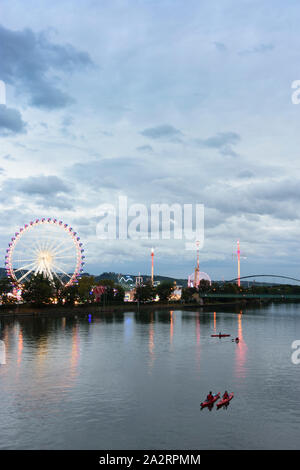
[239, 43, 274, 56]
[195, 131, 240, 157]
[35, 194, 74, 210]
[65, 157, 158, 191]
[140, 124, 182, 141]
[195, 132, 240, 149]
[31, 84, 74, 109]
[136, 145, 153, 152]
[204, 178, 300, 221]
[0, 25, 93, 109]
[13, 175, 71, 195]
[0, 105, 26, 135]
[64, 152, 297, 225]
[214, 42, 227, 52]
[219, 146, 239, 157]
[238, 170, 255, 179]
[2, 154, 16, 161]
[251, 179, 300, 203]
[0, 175, 74, 210]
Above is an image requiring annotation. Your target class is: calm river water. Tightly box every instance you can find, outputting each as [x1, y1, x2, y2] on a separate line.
[0, 304, 300, 450]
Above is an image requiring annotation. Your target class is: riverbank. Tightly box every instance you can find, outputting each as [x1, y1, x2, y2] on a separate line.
[0, 299, 255, 318]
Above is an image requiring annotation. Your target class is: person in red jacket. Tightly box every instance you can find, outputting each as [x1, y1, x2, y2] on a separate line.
[223, 391, 229, 400]
[207, 391, 214, 402]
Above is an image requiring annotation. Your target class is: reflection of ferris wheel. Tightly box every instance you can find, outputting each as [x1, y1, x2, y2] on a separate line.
[5, 218, 85, 287]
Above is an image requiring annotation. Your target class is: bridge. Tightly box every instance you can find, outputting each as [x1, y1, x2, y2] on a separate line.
[199, 274, 300, 300]
[227, 274, 300, 284]
[202, 293, 300, 300]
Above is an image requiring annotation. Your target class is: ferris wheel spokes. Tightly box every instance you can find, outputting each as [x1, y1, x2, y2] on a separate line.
[5, 219, 84, 288]
[14, 261, 37, 273]
[18, 267, 37, 283]
[51, 263, 73, 279]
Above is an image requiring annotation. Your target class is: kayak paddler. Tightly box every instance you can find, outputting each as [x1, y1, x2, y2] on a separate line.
[207, 391, 214, 402]
[223, 391, 229, 400]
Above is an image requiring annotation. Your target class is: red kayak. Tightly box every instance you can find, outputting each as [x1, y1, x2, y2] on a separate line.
[211, 334, 231, 338]
[200, 392, 220, 408]
[217, 393, 234, 408]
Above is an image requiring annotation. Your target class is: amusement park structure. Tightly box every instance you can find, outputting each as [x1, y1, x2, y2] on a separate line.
[135, 273, 143, 287]
[233, 240, 246, 287]
[151, 248, 154, 285]
[118, 275, 134, 284]
[237, 240, 241, 287]
[5, 218, 85, 287]
[187, 241, 211, 288]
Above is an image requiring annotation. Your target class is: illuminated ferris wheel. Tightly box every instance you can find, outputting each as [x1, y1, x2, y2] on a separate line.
[5, 218, 85, 287]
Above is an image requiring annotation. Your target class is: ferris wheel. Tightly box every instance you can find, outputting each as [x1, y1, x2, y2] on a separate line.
[5, 218, 85, 287]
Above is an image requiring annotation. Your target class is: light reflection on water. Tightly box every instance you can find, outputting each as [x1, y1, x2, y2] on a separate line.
[0, 304, 300, 449]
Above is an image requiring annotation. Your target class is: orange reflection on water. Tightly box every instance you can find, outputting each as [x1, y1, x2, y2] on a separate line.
[170, 311, 174, 346]
[17, 328, 23, 365]
[235, 310, 247, 378]
[148, 313, 155, 370]
[70, 323, 80, 379]
[213, 312, 216, 332]
[36, 334, 49, 369]
[3, 325, 9, 352]
[196, 312, 200, 344]
[195, 312, 201, 371]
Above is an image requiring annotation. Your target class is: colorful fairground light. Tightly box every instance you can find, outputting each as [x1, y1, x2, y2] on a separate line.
[5, 218, 85, 288]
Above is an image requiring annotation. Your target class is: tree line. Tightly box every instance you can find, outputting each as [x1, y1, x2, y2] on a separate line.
[181, 279, 300, 303]
[0, 275, 177, 306]
[1, 274, 300, 307]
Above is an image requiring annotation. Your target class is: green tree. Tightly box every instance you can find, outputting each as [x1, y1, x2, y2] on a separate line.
[220, 283, 239, 294]
[0, 277, 12, 295]
[156, 281, 175, 302]
[0, 277, 13, 304]
[77, 275, 95, 302]
[134, 282, 155, 302]
[181, 287, 198, 303]
[98, 279, 116, 302]
[114, 284, 125, 302]
[22, 274, 54, 305]
[53, 279, 65, 305]
[62, 284, 79, 305]
[198, 279, 211, 294]
[93, 280, 125, 303]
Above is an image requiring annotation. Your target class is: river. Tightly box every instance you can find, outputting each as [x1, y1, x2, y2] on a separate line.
[0, 304, 300, 449]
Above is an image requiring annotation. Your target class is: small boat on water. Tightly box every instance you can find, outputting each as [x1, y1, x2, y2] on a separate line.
[217, 393, 234, 408]
[200, 392, 220, 408]
[211, 334, 231, 338]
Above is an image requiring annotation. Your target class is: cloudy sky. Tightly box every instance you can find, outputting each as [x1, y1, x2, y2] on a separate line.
[1, 0, 300, 281]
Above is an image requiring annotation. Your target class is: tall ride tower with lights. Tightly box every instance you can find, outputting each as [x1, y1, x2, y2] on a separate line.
[194, 241, 200, 288]
[151, 248, 154, 285]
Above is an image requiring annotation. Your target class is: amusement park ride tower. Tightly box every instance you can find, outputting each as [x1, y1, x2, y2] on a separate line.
[194, 241, 200, 288]
[237, 240, 241, 287]
[151, 248, 154, 285]
[188, 241, 211, 288]
[233, 240, 246, 287]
